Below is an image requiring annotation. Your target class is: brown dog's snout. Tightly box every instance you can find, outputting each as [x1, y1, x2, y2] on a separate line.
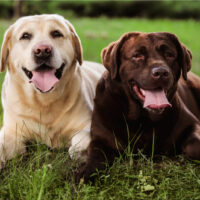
[151, 66, 169, 80]
[33, 43, 52, 64]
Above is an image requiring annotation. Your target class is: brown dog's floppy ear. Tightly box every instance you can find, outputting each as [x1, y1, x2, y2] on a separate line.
[101, 32, 139, 80]
[163, 32, 192, 81]
[181, 45, 192, 80]
[0, 26, 13, 72]
[65, 20, 83, 66]
[101, 41, 119, 79]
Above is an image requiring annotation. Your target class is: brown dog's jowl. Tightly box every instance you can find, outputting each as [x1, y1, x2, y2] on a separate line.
[76, 32, 200, 183]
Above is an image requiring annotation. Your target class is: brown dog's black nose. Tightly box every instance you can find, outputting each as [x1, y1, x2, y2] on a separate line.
[34, 44, 52, 60]
[151, 67, 169, 80]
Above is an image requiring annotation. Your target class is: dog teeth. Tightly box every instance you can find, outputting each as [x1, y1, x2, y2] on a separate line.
[146, 107, 165, 114]
[140, 89, 146, 96]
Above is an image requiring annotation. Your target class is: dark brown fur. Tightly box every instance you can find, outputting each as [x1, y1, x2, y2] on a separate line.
[76, 32, 200, 183]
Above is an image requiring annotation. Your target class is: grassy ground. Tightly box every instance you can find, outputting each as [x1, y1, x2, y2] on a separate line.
[0, 17, 200, 200]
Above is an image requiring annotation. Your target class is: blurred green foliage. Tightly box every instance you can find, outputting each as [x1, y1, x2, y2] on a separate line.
[1, 0, 200, 19]
[0, 1, 14, 18]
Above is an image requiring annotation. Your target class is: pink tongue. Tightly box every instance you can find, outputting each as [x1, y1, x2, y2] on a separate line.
[143, 89, 172, 109]
[29, 69, 59, 92]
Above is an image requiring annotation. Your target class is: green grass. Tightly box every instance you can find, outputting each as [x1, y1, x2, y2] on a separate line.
[0, 17, 200, 199]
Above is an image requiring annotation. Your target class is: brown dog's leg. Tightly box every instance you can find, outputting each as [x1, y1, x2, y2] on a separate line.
[75, 140, 118, 183]
[182, 124, 200, 160]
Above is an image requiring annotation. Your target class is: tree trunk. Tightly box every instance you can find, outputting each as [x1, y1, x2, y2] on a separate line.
[14, 0, 24, 18]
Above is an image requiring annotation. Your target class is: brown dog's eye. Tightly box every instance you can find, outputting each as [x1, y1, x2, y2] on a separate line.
[164, 52, 174, 58]
[20, 32, 32, 40]
[132, 53, 145, 61]
[51, 30, 64, 38]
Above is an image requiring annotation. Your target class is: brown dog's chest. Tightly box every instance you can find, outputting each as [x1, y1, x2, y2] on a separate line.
[120, 117, 178, 155]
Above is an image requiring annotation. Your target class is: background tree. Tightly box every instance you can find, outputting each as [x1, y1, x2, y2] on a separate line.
[14, 0, 24, 18]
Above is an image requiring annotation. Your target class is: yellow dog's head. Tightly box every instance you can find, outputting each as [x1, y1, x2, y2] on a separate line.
[0, 14, 82, 93]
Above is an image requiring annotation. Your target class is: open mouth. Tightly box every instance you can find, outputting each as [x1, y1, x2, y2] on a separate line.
[132, 83, 172, 112]
[22, 63, 65, 93]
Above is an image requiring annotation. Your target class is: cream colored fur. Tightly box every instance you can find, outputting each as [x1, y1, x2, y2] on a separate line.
[0, 14, 105, 168]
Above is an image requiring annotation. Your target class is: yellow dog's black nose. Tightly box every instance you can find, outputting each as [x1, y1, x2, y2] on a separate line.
[34, 43, 52, 59]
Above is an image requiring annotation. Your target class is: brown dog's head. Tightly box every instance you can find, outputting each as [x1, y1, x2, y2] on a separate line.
[101, 32, 192, 114]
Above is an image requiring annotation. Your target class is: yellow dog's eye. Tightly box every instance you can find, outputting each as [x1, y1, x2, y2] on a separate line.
[51, 30, 64, 38]
[20, 32, 32, 40]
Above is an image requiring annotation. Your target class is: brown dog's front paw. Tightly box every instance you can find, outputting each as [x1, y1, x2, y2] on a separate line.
[183, 136, 200, 160]
[75, 168, 86, 184]
[75, 164, 97, 184]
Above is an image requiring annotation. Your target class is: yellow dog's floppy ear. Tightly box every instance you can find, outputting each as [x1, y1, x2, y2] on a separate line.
[65, 20, 83, 66]
[0, 26, 13, 72]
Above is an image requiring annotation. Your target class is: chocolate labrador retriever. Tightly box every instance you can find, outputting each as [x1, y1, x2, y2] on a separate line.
[76, 32, 200, 183]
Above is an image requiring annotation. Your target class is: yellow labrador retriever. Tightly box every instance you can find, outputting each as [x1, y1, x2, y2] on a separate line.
[0, 14, 105, 168]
